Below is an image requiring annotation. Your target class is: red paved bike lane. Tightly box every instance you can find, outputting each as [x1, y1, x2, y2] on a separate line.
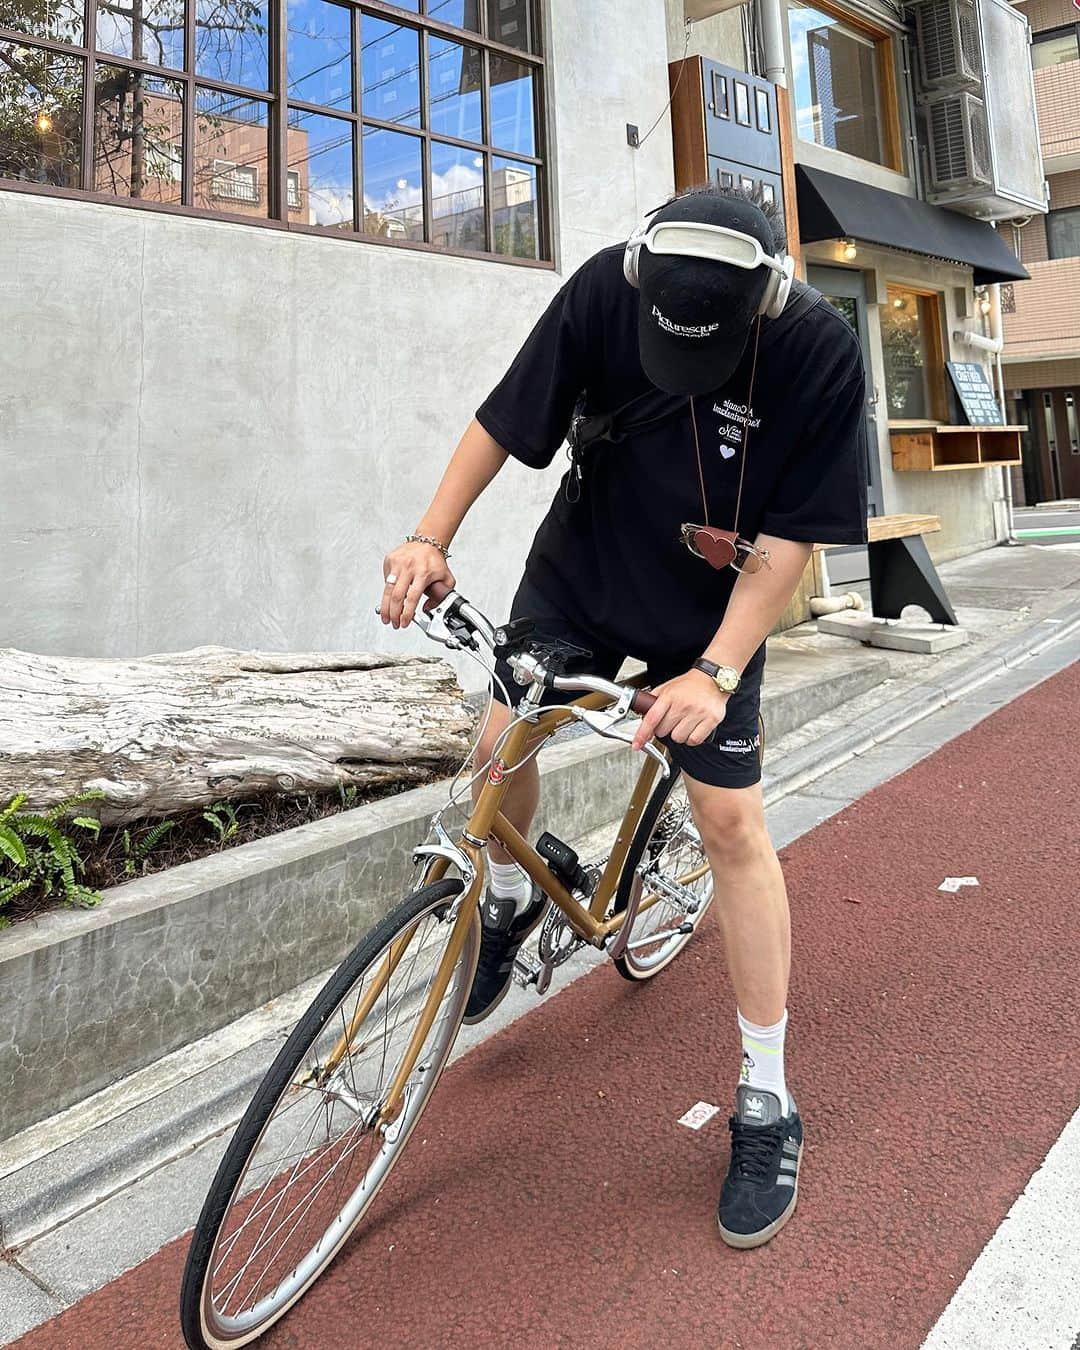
[13, 664, 1080, 1350]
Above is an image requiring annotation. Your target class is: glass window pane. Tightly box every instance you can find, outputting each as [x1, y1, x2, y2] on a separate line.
[194, 88, 269, 215]
[361, 15, 419, 127]
[427, 34, 481, 142]
[486, 0, 534, 52]
[195, 0, 270, 91]
[425, 0, 479, 33]
[882, 284, 935, 420]
[0, 42, 82, 187]
[0, 0, 82, 45]
[286, 108, 353, 227]
[1047, 206, 1080, 260]
[92, 65, 183, 202]
[288, 0, 351, 111]
[430, 139, 484, 251]
[492, 155, 536, 258]
[788, 0, 884, 166]
[97, 0, 186, 73]
[1065, 391, 1079, 454]
[361, 125, 422, 239]
[1032, 29, 1079, 69]
[489, 53, 533, 155]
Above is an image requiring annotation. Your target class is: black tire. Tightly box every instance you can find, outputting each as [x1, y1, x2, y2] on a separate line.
[611, 765, 714, 982]
[180, 878, 475, 1350]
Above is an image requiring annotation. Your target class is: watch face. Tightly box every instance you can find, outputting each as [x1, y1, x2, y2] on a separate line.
[715, 666, 740, 692]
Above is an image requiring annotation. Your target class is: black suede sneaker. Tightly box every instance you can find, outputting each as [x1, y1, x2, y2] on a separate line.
[717, 1086, 803, 1249]
[462, 884, 548, 1025]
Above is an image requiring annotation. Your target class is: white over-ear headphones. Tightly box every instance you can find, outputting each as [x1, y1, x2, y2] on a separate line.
[623, 213, 795, 319]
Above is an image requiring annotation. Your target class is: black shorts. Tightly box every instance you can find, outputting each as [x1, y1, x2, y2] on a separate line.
[492, 582, 765, 790]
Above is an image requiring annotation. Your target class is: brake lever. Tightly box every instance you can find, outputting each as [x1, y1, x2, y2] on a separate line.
[574, 705, 671, 778]
[409, 590, 474, 650]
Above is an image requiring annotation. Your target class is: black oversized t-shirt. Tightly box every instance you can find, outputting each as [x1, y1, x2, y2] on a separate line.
[476, 243, 868, 657]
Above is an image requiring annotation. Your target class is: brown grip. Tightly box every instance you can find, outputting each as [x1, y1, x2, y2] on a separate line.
[425, 580, 453, 607]
[630, 690, 656, 715]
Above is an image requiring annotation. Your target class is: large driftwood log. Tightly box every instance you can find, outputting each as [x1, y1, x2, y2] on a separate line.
[0, 646, 475, 824]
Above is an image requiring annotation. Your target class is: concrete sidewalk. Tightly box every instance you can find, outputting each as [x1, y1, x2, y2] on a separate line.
[1, 540, 1077, 1344]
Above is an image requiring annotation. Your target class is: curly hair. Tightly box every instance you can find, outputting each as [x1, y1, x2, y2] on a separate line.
[668, 179, 787, 255]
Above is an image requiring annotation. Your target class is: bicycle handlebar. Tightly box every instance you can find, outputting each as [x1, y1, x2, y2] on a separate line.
[422, 580, 657, 716]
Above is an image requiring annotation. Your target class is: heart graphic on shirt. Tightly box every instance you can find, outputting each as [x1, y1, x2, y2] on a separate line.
[718, 443, 737, 460]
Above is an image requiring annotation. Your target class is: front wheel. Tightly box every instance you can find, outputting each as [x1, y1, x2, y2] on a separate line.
[611, 765, 715, 981]
[180, 879, 479, 1350]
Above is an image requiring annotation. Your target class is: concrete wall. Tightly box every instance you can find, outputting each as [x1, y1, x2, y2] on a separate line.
[1, 2, 674, 671]
[665, 0, 744, 66]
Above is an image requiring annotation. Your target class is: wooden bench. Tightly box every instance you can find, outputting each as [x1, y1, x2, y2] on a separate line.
[778, 513, 957, 630]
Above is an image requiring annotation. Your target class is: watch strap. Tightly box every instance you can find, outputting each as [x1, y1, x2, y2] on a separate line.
[692, 657, 741, 692]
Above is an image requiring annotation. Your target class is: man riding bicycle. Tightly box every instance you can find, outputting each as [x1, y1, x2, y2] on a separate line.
[380, 182, 867, 1249]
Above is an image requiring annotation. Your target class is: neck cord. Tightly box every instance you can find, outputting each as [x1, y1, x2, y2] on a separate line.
[688, 315, 763, 536]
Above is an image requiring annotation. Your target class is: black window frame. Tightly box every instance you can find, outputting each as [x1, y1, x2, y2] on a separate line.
[0, 0, 551, 267]
[1046, 204, 1080, 261]
[1031, 22, 1080, 66]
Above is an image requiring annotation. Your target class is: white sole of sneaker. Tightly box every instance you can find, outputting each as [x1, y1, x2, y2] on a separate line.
[717, 1142, 802, 1250]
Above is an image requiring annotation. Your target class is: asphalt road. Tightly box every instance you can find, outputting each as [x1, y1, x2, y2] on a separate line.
[12, 662, 1080, 1350]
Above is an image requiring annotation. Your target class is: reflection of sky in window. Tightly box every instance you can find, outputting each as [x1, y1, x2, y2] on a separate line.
[362, 16, 420, 126]
[96, 0, 185, 71]
[361, 126, 422, 219]
[427, 0, 478, 31]
[430, 142, 483, 217]
[287, 110, 353, 225]
[788, 1, 831, 143]
[490, 57, 533, 155]
[428, 35, 482, 141]
[287, 0, 351, 110]
[195, 0, 270, 91]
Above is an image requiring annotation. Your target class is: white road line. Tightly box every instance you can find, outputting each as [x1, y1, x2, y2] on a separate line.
[921, 1107, 1080, 1350]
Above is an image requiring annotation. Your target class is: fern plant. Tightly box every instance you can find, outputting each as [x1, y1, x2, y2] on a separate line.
[0, 790, 107, 922]
[121, 819, 177, 877]
[203, 801, 242, 846]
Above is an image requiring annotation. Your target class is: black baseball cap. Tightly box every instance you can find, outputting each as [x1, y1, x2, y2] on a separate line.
[635, 192, 775, 396]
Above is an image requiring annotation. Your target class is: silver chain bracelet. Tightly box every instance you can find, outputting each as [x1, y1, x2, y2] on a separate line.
[405, 532, 451, 560]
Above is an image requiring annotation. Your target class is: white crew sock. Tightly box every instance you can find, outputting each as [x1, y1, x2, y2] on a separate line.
[488, 859, 534, 914]
[737, 1008, 790, 1116]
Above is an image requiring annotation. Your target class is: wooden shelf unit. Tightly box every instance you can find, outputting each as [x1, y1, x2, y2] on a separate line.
[889, 423, 1024, 472]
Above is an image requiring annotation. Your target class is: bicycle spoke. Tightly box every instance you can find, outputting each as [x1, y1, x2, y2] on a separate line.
[194, 888, 478, 1342]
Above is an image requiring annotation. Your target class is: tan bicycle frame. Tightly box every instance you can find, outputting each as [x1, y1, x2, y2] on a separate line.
[356, 688, 763, 1124]
[361, 687, 678, 1123]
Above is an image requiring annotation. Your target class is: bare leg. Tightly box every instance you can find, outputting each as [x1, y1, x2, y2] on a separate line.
[680, 777, 790, 1025]
[471, 696, 540, 864]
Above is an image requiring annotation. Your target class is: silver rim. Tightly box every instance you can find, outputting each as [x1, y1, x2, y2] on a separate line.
[199, 898, 479, 1347]
[621, 788, 713, 975]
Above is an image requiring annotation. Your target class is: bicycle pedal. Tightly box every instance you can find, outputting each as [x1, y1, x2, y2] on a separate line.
[511, 953, 555, 994]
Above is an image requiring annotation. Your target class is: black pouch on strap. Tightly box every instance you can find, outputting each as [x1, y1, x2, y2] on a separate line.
[563, 282, 824, 503]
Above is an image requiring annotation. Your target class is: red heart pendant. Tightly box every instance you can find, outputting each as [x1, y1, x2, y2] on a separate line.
[692, 527, 738, 570]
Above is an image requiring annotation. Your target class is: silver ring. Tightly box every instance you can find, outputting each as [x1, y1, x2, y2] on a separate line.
[385, 573, 398, 585]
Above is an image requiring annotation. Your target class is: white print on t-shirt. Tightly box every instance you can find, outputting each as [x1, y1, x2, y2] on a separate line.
[712, 398, 761, 449]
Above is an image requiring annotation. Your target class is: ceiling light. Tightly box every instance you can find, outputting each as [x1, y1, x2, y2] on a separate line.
[842, 239, 857, 261]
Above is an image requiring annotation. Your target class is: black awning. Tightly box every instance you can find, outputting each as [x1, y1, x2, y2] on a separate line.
[795, 165, 1029, 285]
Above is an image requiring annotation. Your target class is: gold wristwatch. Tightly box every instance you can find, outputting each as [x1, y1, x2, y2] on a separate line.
[692, 657, 741, 694]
